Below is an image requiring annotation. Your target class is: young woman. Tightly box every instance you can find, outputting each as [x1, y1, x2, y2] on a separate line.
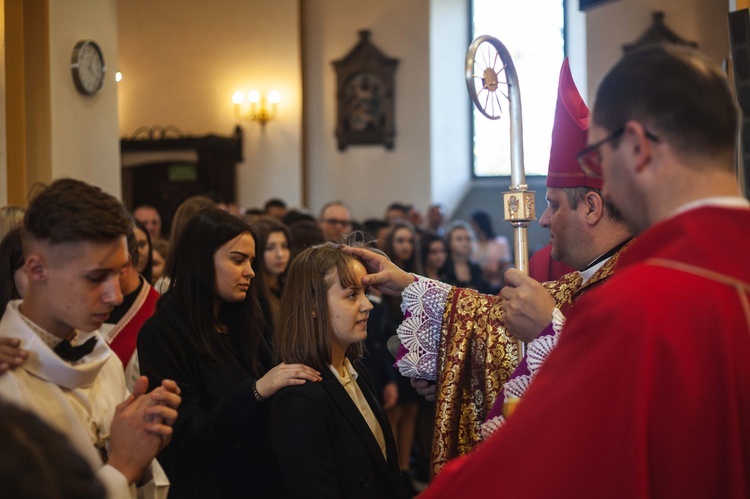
[420, 233, 448, 282]
[270, 242, 404, 498]
[384, 222, 422, 276]
[382, 222, 422, 490]
[133, 219, 154, 283]
[252, 217, 291, 342]
[443, 221, 489, 292]
[150, 238, 169, 285]
[137, 208, 321, 498]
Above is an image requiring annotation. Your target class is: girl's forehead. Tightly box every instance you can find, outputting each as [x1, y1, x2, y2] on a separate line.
[326, 257, 366, 288]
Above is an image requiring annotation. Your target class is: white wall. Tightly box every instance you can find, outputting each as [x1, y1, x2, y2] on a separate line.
[47, 0, 120, 197]
[430, 0, 471, 218]
[117, 0, 303, 209]
[584, 0, 729, 105]
[566, 0, 588, 104]
[302, 0, 432, 221]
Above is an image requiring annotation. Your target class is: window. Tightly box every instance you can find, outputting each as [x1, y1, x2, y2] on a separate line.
[471, 0, 566, 177]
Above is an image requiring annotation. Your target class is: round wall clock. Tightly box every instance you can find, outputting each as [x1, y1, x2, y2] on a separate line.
[70, 40, 106, 96]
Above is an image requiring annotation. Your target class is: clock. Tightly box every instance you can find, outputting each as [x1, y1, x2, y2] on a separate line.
[70, 40, 106, 96]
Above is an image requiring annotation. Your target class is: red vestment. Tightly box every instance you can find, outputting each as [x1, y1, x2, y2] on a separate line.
[422, 205, 750, 498]
[105, 282, 159, 372]
[529, 244, 575, 283]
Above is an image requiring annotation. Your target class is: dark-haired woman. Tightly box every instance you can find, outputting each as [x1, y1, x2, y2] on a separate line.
[382, 222, 422, 490]
[270, 242, 404, 498]
[138, 208, 321, 498]
[133, 219, 154, 283]
[252, 217, 291, 343]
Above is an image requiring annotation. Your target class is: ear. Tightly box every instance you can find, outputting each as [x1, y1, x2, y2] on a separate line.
[623, 120, 655, 174]
[24, 254, 48, 282]
[584, 191, 605, 226]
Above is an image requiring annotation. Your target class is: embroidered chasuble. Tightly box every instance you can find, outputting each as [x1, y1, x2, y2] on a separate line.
[400, 243, 630, 477]
[419, 204, 750, 498]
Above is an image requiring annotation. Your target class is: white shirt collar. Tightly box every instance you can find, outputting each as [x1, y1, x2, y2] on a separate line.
[328, 358, 359, 385]
[578, 258, 608, 284]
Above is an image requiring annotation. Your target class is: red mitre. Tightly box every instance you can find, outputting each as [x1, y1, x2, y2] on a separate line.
[546, 58, 602, 190]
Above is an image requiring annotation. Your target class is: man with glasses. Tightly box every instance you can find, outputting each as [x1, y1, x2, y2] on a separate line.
[318, 201, 354, 242]
[404, 45, 749, 497]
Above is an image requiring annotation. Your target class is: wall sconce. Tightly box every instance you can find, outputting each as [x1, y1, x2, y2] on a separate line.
[233, 90, 280, 127]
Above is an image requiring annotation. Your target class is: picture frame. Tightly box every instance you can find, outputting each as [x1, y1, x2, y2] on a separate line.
[332, 30, 399, 151]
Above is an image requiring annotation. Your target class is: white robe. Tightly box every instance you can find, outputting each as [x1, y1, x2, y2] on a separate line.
[0, 300, 168, 499]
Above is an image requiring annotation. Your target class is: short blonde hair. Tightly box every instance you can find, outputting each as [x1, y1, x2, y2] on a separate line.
[0, 205, 25, 241]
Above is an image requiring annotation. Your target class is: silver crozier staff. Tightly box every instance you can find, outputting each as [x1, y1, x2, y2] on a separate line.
[465, 35, 536, 359]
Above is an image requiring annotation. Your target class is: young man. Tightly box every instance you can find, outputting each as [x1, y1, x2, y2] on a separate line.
[0, 179, 181, 499]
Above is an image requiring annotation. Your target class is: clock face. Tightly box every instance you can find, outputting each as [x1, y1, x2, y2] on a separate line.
[71, 40, 106, 95]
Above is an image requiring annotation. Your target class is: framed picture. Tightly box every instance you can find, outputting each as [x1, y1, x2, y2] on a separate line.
[333, 30, 399, 151]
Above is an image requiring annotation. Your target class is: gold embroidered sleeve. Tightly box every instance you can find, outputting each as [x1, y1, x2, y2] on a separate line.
[431, 287, 519, 476]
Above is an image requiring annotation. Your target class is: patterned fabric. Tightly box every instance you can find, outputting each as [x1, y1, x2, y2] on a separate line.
[429, 286, 518, 477]
[480, 243, 631, 440]
[398, 242, 632, 477]
[396, 277, 451, 379]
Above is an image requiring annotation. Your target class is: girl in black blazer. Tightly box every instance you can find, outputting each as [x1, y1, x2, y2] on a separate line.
[138, 209, 321, 498]
[270, 242, 406, 498]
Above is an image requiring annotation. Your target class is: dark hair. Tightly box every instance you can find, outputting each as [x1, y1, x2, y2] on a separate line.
[274, 241, 369, 370]
[252, 217, 291, 334]
[593, 44, 737, 172]
[0, 229, 25, 319]
[470, 210, 495, 239]
[385, 202, 409, 214]
[23, 178, 131, 245]
[384, 221, 422, 274]
[158, 208, 264, 369]
[169, 195, 217, 243]
[126, 225, 139, 268]
[288, 220, 326, 261]
[0, 400, 106, 499]
[264, 198, 287, 211]
[420, 233, 448, 269]
[563, 186, 624, 222]
[281, 209, 316, 226]
[133, 219, 153, 282]
[361, 219, 390, 241]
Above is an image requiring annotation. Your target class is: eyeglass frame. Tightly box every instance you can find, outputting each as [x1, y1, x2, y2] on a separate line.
[321, 218, 352, 227]
[577, 126, 659, 179]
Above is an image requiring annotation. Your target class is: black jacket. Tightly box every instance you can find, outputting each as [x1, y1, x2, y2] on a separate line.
[138, 313, 277, 498]
[269, 364, 405, 498]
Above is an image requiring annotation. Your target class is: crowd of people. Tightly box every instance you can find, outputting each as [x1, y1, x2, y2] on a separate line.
[0, 43, 748, 498]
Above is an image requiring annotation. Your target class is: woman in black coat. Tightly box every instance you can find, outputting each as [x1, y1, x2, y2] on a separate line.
[270, 242, 405, 498]
[138, 208, 321, 498]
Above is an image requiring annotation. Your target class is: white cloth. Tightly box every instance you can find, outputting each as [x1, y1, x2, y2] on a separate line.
[0, 301, 168, 499]
[328, 359, 387, 459]
[396, 276, 452, 380]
